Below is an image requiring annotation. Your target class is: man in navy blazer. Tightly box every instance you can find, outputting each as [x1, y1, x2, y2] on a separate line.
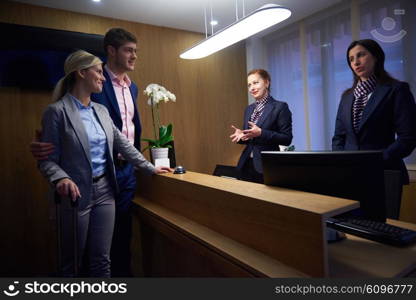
[92, 71, 141, 153]
[91, 28, 142, 277]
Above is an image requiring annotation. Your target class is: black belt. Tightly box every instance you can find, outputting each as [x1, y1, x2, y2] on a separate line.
[92, 173, 106, 183]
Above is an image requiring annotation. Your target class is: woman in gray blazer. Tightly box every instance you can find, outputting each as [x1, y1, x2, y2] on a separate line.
[38, 50, 171, 277]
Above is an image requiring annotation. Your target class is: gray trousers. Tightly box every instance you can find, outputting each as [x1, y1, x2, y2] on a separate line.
[59, 176, 115, 277]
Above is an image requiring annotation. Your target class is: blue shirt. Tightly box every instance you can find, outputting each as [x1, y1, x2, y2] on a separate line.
[70, 94, 107, 177]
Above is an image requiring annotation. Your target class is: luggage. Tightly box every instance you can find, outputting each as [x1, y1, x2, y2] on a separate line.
[55, 192, 79, 277]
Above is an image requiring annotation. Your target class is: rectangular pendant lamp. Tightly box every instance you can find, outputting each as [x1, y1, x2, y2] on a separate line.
[180, 4, 291, 59]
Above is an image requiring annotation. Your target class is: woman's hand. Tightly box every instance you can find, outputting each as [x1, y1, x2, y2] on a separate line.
[242, 121, 262, 140]
[230, 125, 245, 143]
[56, 178, 81, 202]
[154, 166, 173, 174]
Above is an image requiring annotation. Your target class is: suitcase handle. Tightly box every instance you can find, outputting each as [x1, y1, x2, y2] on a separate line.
[54, 193, 79, 207]
[71, 197, 79, 208]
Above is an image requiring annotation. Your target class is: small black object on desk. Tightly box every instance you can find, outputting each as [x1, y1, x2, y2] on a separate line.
[174, 166, 186, 174]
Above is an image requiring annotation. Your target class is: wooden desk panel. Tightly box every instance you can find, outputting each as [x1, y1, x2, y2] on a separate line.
[135, 172, 358, 277]
[134, 198, 307, 277]
[133, 172, 416, 278]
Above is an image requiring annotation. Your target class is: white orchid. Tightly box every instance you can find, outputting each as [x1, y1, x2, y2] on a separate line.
[142, 83, 176, 149]
[144, 83, 176, 106]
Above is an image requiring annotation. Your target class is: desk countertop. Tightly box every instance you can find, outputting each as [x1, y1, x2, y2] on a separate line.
[329, 220, 416, 277]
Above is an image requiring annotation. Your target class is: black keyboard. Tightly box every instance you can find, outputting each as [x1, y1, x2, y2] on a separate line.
[326, 217, 416, 247]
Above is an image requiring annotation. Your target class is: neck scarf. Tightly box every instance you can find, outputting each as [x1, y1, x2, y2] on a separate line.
[352, 75, 377, 132]
[249, 94, 269, 124]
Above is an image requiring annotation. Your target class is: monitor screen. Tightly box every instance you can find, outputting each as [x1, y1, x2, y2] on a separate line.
[0, 22, 105, 90]
[261, 151, 386, 222]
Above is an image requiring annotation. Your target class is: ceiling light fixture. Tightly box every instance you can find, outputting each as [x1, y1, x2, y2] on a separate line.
[92, 0, 101, 3]
[180, 4, 291, 60]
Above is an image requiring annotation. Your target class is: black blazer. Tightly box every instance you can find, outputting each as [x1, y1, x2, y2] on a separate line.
[237, 96, 293, 174]
[332, 81, 416, 184]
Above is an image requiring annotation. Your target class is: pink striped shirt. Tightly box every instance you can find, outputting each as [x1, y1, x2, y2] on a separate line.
[104, 65, 135, 145]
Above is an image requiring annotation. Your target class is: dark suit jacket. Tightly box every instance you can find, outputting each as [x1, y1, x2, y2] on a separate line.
[332, 81, 416, 184]
[91, 68, 142, 151]
[237, 96, 293, 174]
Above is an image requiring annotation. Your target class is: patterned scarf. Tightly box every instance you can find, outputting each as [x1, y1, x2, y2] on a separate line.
[249, 95, 269, 124]
[352, 75, 377, 132]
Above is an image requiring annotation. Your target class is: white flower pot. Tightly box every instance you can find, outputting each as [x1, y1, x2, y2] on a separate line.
[151, 147, 170, 167]
[151, 147, 169, 159]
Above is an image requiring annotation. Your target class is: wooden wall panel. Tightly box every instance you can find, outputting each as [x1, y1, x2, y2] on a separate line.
[0, 0, 247, 276]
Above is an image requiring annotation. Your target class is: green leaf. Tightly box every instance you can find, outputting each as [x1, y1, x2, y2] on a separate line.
[165, 123, 173, 137]
[157, 124, 174, 146]
[159, 126, 168, 139]
[141, 138, 160, 152]
[282, 145, 295, 152]
[159, 135, 173, 147]
[141, 138, 157, 144]
[142, 123, 174, 150]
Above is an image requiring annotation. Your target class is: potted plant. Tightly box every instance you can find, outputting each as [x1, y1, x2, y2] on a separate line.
[142, 83, 176, 166]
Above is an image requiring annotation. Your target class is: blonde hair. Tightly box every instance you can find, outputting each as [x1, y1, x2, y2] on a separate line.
[52, 50, 102, 102]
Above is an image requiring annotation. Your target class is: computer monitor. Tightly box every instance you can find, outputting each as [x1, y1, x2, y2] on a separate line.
[261, 151, 386, 222]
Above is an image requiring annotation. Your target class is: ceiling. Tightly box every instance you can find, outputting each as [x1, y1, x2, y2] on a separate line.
[12, 0, 342, 35]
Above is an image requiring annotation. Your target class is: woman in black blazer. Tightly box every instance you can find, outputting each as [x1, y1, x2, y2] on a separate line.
[230, 69, 293, 183]
[332, 39, 416, 218]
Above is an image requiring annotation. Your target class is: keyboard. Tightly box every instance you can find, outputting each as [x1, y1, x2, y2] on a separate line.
[326, 217, 416, 247]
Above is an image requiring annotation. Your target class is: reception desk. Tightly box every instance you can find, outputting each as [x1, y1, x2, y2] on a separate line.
[132, 172, 416, 277]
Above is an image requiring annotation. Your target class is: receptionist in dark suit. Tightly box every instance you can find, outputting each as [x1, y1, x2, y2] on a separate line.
[332, 39, 416, 217]
[230, 69, 293, 183]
